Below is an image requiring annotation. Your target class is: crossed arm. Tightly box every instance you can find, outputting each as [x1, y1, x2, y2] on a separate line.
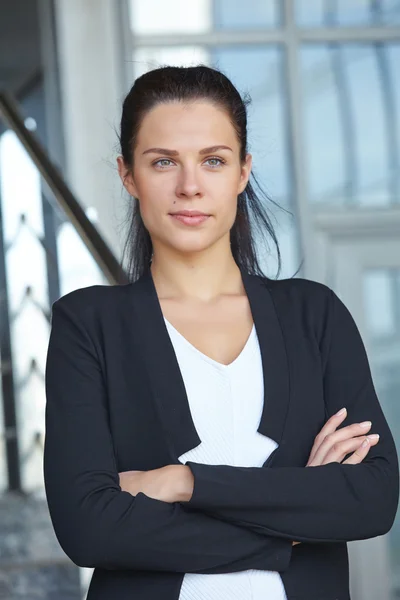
[120, 289, 399, 544]
[118, 406, 381, 542]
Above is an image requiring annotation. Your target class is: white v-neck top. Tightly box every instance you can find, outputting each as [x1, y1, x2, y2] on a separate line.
[163, 317, 287, 600]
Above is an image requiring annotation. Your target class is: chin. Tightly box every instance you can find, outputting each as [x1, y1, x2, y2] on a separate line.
[169, 238, 214, 254]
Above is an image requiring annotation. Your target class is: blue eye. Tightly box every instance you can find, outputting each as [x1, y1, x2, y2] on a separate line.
[205, 157, 226, 168]
[152, 157, 226, 169]
[153, 159, 173, 168]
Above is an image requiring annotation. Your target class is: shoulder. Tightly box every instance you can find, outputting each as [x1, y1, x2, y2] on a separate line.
[261, 275, 335, 340]
[51, 283, 131, 323]
[263, 276, 361, 351]
[264, 275, 333, 312]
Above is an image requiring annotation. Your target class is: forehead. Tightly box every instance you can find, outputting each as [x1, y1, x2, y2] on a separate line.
[137, 101, 237, 147]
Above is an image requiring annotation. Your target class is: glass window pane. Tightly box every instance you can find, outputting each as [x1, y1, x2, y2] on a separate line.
[213, 0, 280, 29]
[296, 0, 400, 26]
[364, 270, 396, 336]
[130, 0, 280, 33]
[130, 0, 212, 34]
[363, 268, 400, 600]
[387, 45, 400, 201]
[345, 45, 389, 205]
[301, 46, 346, 204]
[301, 43, 399, 206]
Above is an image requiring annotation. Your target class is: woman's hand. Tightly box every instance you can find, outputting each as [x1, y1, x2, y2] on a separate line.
[119, 465, 194, 503]
[306, 407, 380, 467]
[290, 408, 380, 547]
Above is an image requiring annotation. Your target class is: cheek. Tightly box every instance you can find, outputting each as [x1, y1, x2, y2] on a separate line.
[138, 199, 162, 231]
[135, 175, 159, 201]
[218, 191, 239, 222]
[134, 175, 164, 211]
[137, 193, 171, 238]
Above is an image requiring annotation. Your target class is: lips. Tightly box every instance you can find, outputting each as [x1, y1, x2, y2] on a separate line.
[170, 211, 209, 217]
[169, 213, 210, 226]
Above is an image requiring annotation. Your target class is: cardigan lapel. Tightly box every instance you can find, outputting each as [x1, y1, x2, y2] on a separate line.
[129, 267, 200, 460]
[128, 265, 291, 462]
[240, 269, 291, 445]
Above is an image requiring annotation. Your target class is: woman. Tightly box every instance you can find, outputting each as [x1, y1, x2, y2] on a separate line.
[44, 65, 399, 600]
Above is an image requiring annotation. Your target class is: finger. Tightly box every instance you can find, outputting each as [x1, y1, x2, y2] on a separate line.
[307, 408, 348, 464]
[307, 436, 365, 467]
[320, 434, 380, 466]
[343, 435, 380, 465]
[309, 420, 372, 466]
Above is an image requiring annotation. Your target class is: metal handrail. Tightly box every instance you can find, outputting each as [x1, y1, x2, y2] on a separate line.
[0, 91, 129, 286]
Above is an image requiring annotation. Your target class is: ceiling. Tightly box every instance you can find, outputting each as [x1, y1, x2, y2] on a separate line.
[0, 0, 41, 95]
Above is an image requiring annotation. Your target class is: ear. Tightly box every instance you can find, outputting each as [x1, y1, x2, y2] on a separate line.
[117, 155, 139, 197]
[237, 153, 252, 195]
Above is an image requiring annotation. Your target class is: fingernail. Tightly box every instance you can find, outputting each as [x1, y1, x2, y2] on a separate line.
[368, 434, 380, 440]
[336, 408, 346, 416]
[362, 439, 370, 447]
[360, 421, 372, 428]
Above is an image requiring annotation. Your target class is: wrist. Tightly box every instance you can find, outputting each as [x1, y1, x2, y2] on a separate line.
[173, 465, 194, 502]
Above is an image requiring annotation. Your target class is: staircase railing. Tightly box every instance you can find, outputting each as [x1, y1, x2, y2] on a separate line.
[0, 92, 128, 286]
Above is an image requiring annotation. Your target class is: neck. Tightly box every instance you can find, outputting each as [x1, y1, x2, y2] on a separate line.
[150, 257, 244, 303]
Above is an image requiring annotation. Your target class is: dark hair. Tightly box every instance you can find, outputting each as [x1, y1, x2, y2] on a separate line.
[118, 64, 296, 283]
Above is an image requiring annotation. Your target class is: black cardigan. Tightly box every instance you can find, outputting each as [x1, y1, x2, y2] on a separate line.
[43, 266, 399, 600]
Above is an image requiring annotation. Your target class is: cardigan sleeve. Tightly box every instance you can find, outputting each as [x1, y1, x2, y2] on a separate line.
[182, 288, 399, 544]
[44, 297, 293, 573]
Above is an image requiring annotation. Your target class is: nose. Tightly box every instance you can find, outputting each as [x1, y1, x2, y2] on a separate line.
[175, 165, 203, 198]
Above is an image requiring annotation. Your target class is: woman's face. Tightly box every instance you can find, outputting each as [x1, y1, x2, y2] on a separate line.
[117, 100, 252, 257]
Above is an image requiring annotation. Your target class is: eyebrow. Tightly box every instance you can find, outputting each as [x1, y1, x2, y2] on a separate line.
[142, 145, 233, 156]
